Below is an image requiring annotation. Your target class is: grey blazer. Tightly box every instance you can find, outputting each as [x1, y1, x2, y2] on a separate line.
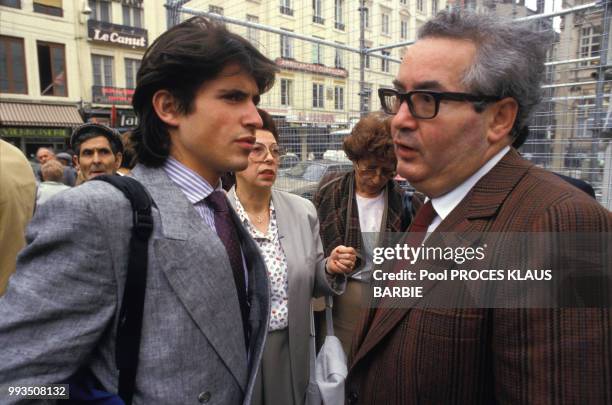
[0, 165, 270, 405]
[228, 188, 346, 405]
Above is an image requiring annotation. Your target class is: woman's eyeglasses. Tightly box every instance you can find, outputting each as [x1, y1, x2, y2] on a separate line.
[251, 142, 281, 161]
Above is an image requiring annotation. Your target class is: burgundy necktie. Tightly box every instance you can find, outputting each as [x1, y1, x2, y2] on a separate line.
[206, 191, 250, 349]
[409, 200, 437, 233]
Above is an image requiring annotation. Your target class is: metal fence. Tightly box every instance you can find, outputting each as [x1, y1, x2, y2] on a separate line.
[167, 0, 612, 208]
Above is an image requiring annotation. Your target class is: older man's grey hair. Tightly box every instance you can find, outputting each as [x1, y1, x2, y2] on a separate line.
[418, 10, 553, 145]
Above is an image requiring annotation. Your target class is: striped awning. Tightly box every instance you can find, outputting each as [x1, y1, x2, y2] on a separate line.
[0, 102, 83, 127]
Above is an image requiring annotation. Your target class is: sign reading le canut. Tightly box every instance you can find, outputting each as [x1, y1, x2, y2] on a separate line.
[87, 20, 148, 49]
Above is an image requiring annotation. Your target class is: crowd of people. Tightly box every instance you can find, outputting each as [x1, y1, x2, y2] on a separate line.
[0, 8, 611, 405]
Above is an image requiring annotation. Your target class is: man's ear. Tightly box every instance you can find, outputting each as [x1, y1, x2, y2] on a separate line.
[486, 97, 518, 145]
[114, 152, 123, 170]
[73, 155, 80, 170]
[152, 90, 182, 127]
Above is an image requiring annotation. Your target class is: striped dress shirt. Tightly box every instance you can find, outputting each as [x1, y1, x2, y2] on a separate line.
[163, 157, 248, 289]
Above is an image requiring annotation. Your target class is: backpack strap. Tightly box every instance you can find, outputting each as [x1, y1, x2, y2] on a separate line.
[91, 175, 153, 405]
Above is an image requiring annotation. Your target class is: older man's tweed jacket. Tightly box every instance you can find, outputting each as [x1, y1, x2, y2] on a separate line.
[347, 149, 612, 405]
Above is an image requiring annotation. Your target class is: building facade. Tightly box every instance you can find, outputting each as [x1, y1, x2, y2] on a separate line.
[0, 0, 165, 157]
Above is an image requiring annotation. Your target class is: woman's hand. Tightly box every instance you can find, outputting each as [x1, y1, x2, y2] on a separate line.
[326, 245, 357, 274]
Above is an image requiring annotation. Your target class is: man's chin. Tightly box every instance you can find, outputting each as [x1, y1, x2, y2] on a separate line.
[227, 158, 250, 173]
[87, 172, 107, 180]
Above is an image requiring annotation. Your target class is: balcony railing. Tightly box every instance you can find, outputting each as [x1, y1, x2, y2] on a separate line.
[335, 21, 345, 30]
[280, 6, 293, 16]
[313, 15, 325, 24]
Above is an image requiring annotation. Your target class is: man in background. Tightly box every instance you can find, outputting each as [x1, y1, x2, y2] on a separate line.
[37, 159, 71, 205]
[70, 123, 123, 181]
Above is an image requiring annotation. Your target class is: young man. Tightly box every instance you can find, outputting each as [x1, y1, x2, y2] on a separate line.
[70, 123, 123, 181]
[347, 10, 612, 404]
[0, 17, 277, 404]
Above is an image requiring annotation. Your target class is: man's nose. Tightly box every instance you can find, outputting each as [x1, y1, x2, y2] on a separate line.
[92, 151, 101, 162]
[392, 99, 418, 132]
[244, 101, 263, 130]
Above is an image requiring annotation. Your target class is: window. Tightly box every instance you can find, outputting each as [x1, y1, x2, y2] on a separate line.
[280, 78, 292, 106]
[123, 3, 143, 28]
[89, 0, 110, 22]
[580, 26, 602, 66]
[280, 0, 293, 16]
[361, 7, 369, 29]
[400, 0, 406, 5]
[0, 0, 21, 9]
[364, 41, 372, 69]
[0, 36, 27, 94]
[381, 13, 390, 35]
[334, 0, 344, 30]
[431, 0, 438, 15]
[401, 19, 408, 40]
[417, 0, 424, 13]
[313, 83, 324, 108]
[334, 48, 344, 68]
[209, 5, 223, 15]
[334, 86, 344, 110]
[313, 0, 324, 24]
[312, 43, 324, 65]
[362, 84, 371, 112]
[125, 58, 140, 89]
[281, 32, 293, 59]
[38, 41, 67, 96]
[34, 0, 62, 16]
[247, 15, 259, 47]
[381, 50, 390, 73]
[92, 54, 114, 87]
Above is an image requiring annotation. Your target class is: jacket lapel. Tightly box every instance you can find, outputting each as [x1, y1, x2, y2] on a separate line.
[132, 166, 249, 391]
[351, 149, 534, 369]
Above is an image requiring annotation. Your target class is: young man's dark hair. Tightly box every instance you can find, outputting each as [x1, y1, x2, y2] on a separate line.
[257, 108, 279, 141]
[70, 123, 124, 155]
[131, 16, 277, 166]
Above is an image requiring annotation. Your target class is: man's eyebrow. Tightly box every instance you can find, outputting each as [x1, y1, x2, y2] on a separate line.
[413, 80, 444, 91]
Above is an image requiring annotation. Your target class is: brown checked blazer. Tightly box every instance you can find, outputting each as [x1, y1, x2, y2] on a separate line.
[346, 149, 612, 405]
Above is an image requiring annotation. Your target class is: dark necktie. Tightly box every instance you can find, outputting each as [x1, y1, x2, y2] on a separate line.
[409, 200, 437, 233]
[206, 191, 250, 349]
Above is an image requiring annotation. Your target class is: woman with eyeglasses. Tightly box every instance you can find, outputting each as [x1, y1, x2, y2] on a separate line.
[227, 108, 356, 405]
[312, 112, 408, 355]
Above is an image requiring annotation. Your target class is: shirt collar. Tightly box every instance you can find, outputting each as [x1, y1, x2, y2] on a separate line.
[431, 146, 510, 221]
[232, 189, 276, 239]
[163, 157, 221, 204]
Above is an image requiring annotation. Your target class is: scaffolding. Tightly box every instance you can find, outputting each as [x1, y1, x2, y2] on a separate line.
[166, 0, 612, 208]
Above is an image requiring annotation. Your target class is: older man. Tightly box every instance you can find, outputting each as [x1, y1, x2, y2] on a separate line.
[347, 10, 612, 405]
[70, 123, 124, 181]
[0, 16, 276, 404]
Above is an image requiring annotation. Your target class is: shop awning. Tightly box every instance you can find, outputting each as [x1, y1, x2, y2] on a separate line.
[0, 102, 83, 127]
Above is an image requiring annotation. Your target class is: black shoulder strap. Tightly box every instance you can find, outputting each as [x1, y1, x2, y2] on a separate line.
[91, 175, 153, 405]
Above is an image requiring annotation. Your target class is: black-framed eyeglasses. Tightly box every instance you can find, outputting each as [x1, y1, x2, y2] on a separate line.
[378, 88, 501, 119]
[251, 142, 282, 161]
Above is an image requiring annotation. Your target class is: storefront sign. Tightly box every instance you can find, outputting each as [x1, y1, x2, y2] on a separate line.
[117, 109, 139, 127]
[0, 127, 68, 138]
[276, 58, 348, 78]
[92, 86, 134, 105]
[88, 20, 147, 49]
[286, 111, 342, 124]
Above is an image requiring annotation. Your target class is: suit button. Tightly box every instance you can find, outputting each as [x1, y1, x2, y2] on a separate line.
[198, 391, 211, 403]
[348, 391, 358, 404]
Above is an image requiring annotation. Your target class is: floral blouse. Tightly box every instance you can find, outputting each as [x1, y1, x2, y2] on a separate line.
[234, 196, 289, 331]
